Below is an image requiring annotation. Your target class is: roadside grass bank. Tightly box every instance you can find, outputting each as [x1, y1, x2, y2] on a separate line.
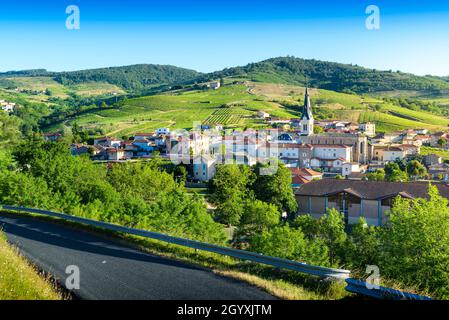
[0, 231, 62, 300]
[0, 210, 351, 300]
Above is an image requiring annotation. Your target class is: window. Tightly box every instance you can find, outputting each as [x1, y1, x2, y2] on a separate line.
[381, 197, 393, 207]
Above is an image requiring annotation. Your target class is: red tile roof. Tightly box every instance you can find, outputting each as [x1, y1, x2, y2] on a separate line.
[289, 168, 322, 177]
[292, 175, 310, 185]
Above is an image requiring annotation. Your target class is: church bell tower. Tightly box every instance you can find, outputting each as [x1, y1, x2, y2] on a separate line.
[299, 87, 314, 136]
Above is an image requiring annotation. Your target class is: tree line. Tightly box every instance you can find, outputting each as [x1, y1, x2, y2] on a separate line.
[208, 163, 449, 299]
[1, 115, 449, 298]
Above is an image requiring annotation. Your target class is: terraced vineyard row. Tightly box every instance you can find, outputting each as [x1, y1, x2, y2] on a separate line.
[204, 114, 243, 125]
[204, 108, 249, 125]
[213, 108, 235, 115]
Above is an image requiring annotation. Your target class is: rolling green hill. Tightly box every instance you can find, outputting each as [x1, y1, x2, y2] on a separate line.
[201, 57, 449, 95]
[0, 65, 201, 93]
[44, 82, 449, 137]
[3, 56, 449, 96]
[53, 64, 201, 91]
[3, 57, 449, 137]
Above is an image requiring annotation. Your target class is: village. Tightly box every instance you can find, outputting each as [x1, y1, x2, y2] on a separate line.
[42, 87, 448, 184]
[38, 87, 449, 227]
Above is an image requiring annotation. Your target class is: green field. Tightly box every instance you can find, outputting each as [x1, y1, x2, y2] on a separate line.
[46, 84, 301, 136]
[8, 77, 449, 137]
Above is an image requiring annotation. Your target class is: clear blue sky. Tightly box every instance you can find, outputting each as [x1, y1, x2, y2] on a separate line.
[1, 0, 449, 75]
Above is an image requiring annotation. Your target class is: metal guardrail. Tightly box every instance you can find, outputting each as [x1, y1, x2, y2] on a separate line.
[0, 205, 434, 300]
[0, 205, 350, 280]
[345, 278, 433, 300]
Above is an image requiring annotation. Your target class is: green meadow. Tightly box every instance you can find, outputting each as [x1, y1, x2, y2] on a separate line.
[0, 76, 124, 102]
[38, 81, 449, 137]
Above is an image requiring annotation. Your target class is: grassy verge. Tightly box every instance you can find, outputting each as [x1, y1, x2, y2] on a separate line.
[0, 211, 351, 300]
[0, 231, 62, 300]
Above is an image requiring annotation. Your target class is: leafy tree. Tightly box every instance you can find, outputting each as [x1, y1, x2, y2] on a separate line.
[107, 161, 177, 202]
[345, 218, 380, 269]
[367, 169, 385, 181]
[406, 160, 427, 180]
[0, 171, 54, 209]
[294, 210, 348, 266]
[209, 164, 254, 205]
[236, 199, 280, 240]
[249, 225, 330, 266]
[8, 140, 227, 244]
[197, 56, 449, 95]
[251, 162, 298, 214]
[384, 162, 408, 182]
[215, 192, 244, 227]
[313, 126, 324, 134]
[380, 186, 449, 298]
[293, 215, 321, 239]
[0, 112, 21, 148]
[173, 165, 187, 183]
[318, 209, 347, 266]
[438, 138, 447, 148]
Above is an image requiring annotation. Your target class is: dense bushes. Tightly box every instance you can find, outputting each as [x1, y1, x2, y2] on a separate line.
[0, 140, 226, 245]
[209, 163, 297, 227]
[248, 192, 449, 299]
[378, 186, 449, 298]
[2, 139, 449, 298]
[209, 163, 449, 299]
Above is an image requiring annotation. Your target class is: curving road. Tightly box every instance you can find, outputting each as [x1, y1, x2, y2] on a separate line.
[0, 213, 275, 300]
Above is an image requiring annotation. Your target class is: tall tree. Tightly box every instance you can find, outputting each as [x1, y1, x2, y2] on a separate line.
[384, 162, 408, 182]
[380, 186, 449, 298]
[406, 160, 428, 180]
[251, 162, 298, 214]
[236, 199, 280, 240]
[209, 164, 254, 205]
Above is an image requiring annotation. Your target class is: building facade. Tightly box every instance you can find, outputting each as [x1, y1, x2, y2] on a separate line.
[295, 179, 449, 226]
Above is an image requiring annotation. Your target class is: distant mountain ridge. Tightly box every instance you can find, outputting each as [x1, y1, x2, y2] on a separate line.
[0, 65, 201, 91]
[0, 69, 50, 77]
[198, 57, 449, 94]
[52, 64, 201, 90]
[2, 57, 449, 94]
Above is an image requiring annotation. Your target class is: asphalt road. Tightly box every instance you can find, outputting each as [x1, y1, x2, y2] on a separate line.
[0, 213, 275, 300]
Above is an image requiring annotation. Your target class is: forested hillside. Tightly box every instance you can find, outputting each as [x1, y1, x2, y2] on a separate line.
[53, 64, 201, 90]
[201, 57, 449, 94]
[2, 57, 449, 95]
[0, 65, 200, 92]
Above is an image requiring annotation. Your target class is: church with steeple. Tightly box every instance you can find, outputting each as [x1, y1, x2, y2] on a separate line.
[298, 87, 314, 136]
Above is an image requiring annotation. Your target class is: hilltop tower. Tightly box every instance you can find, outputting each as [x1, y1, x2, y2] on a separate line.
[299, 87, 314, 136]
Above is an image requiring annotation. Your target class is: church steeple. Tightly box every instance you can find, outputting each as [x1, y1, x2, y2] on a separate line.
[299, 85, 314, 136]
[301, 86, 313, 121]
